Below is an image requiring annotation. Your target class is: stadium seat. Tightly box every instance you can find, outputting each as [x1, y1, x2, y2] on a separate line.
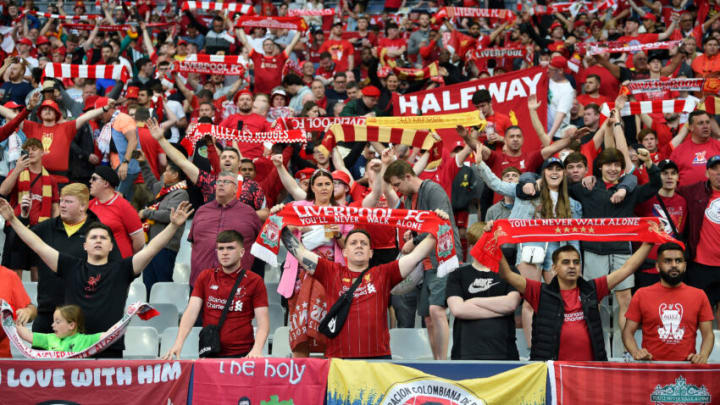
[265, 282, 281, 305]
[22, 281, 37, 305]
[252, 303, 285, 342]
[390, 328, 433, 360]
[125, 280, 146, 308]
[172, 262, 190, 284]
[130, 303, 178, 333]
[123, 326, 159, 359]
[160, 326, 201, 359]
[271, 326, 292, 357]
[149, 282, 190, 313]
[516, 328, 530, 360]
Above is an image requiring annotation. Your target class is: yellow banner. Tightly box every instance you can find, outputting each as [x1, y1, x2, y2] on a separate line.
[326, 360, 546, 405]
[365, 110, 486, 130]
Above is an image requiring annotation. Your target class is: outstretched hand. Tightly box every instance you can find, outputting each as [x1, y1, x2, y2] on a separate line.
[170, 201, 194, 226]
[0, 198, 15, 222]
[146, 117, 164, 141]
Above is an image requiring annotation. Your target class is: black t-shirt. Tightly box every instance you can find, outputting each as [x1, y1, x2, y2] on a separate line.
[445, 264, 519, 360]
[57, 254, 136, 353]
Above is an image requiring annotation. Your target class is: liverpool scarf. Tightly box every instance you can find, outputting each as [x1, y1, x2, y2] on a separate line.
[276, 111, 486, 133]
[16, 168, 52, 223]
[471, 218, 682, 272]
[61, 21, 174, 32]
[699, 96, 720, 114]
[627, 78, 706, 94]
[98, 111, 120, 154]
[581, 40, 681, 56]
[1, 300, 159, 359]
[599, 99, 699, 117]
[434, 7, 516, 21]
[180, 1, 254, 14]
[250, 205, 460, 297]
[186, 123, 308, 145]
[16, 8, 101, 21]
[142, 180, 188, 240]
[43, 63, 130, 83]
[392, 62, 442, 82]
[319, 124, 437, 157]
[174, 54, 246, 76]
[288, 8, 335, 16]
[236, 16, 309, 31]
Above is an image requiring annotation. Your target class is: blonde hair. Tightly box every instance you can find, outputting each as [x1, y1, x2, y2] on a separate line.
[55, 305, 86, 333]
[61, 183, 90, 206]
[466, 222, 487, 246]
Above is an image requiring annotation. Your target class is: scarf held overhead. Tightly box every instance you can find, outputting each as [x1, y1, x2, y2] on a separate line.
[43, 63, 130, 83]
[186, 123, 308, 145]
[180, 1, 254, 13]
[1, 300, 159, 359]
[251, 205, 460, 298]
[626, 78, 706, 94]
[434, 7, 516, 21]
[236, 16, 308, 31]
[599, 99, 699, 117]
[471, 218, 682, 272]
[319, 124, 437, 157]
[174, 54, 246, 76]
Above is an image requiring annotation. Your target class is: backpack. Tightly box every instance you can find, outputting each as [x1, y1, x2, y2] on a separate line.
[451, 165, 476, 211]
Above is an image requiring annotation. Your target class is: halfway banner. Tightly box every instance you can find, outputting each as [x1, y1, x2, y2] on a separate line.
[327, 359, 546, 405]
[0, 359, 192, 405]
[393, 66, 548, 153]
[192, 358, 330, 404]
[550, 361, 720, 405]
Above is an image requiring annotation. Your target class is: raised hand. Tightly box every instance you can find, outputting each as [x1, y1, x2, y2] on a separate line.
[528, 93, 541, 110]
[0, 198, 15, 221]
[270, 154, 284, 168]
[270, 203, 285, 214]
[380, 148, 395, 167]
[170, 201, 194, 226]
[146, 117, 163, 141]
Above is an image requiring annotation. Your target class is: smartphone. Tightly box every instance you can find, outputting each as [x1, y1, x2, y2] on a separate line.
[20, 150, 28, 158]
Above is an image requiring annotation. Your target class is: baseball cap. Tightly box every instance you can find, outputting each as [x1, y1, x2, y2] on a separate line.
[361, 85, 381, 97]
[126, 86, 139, 99]
[451, 140, 465, 151]
[39, 100, 62, 118]
[550, 21, 562, 31]
[3, 101, 22, 109]
[550, 55, 568, 69]
[658, 159, 678, 172]
[707, 155, 720, 169]
[295, 168, 315, 181]
[18, 38, 33, 46]
[36, 36, 50, 45]
[94, 96, 111, 109]
[541, 157, 565, 172]
[643, 13, 657, 22]
[332, 170, 351, 187]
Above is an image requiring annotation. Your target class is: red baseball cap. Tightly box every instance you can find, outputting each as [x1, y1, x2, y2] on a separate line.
[18, 38, 33, 46]
[550, 22, 563, 31]
[451, 140, 465, 151]
[84, 94, 99, 111]
[361, 85, 381, 97]
[295, 168, 315, 181]
[126, 86, 139, 99]
[3, 101, 22, 109]
[643, 13, 657, 22]
[550, 55, 567, 69]
[332, 170, 351, 187]
[36, 36, 50, 45]
[234, 88, 253, 104]
[39, 100, 62, 119]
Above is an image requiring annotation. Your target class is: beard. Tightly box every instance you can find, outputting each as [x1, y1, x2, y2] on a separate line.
[659, 268, 684, 286]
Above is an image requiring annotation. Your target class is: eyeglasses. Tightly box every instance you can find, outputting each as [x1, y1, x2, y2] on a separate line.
[89, 175, 104, 183]
[216, 179, 237, 185]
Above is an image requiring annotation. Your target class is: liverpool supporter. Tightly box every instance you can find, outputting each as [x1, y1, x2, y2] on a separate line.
[471, 89, 511, 145]
[163, 230, 269, 359]
[280, 216, 443, 359]
[499, 243, 652, 361]
[575, 74, 610, 107]
[547, 56, 575, 140]
[88, 166, 144, 259]
[0, 198, 193, 358]
[319, 22, 355, 73]
[670, 110, 720, 186]
[340, 85, 384, 117]
[623, 243, 714, 363]
[218, 90, 273, 160]
[0, 265, 36, 358]
[446, 222, 522, 360]
[236, 29, 301, 95]
[383, 158, 463, 360]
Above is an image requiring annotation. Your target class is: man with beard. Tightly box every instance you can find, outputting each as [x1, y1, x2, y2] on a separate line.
[623, 243, 714, 363]
[219, 90, 272, 159]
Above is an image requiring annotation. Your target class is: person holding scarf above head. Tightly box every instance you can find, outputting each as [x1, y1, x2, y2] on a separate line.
[275, 169, 353, 358]
[136, 151, 190, 297]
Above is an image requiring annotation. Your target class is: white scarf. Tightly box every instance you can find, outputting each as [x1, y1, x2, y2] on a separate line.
[97, 110, 119, 155]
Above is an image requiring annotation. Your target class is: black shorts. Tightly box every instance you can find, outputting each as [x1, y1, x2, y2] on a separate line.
[688, 262, 720, 306]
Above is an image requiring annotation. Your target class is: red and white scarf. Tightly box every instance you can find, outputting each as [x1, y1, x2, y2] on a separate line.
[434, 7, 516, 21]
[186, 123, 308, 145]
[180, 1, 254, 13]
[581, 40, 681, 56]
[236, 16, 309, 31]
[43, 63, 130, 83]
[98, 111, 120, 155]
[1, 300, 159, 359]
[174, 54, 246, 76]
[288, 9, 335, 16]
[273, 116, 368, 132]
[16, 8, 101, 21]
[251, 205, 460, 279]
[600, 99, 699, 117]
[627, 78, 706, 94]
[471, 218, 682, 272]
[61, 21, 174, 32]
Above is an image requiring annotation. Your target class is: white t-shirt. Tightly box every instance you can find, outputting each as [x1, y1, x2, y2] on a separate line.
[165, 100, 186, 143]
[548, 79, 575, 135]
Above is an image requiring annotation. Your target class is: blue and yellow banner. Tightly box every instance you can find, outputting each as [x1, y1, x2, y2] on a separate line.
[327, 359, 547, 405]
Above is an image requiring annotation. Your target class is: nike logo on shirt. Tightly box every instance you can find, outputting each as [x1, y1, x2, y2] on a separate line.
[468, 279, 501, 294]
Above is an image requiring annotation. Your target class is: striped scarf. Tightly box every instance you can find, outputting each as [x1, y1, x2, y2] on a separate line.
[319, 124, 437, 157]
[142, 181, 188, 240]
[17, 168, 52, 223]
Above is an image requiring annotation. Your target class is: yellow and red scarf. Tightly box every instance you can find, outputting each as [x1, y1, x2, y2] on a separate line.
[142, 181, 188, 240]
[17, 168, 52, 223]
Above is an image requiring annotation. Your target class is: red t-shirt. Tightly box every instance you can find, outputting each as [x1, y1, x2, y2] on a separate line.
[576, 65, 620, 100]
[218, 113, 272, 159]
[313, 258, 403, 358]
[377, 37, 406, 62]
[192, 268, 268, 356]
[138, 127, 163, 180]
[249, 49, 288, 95]
[625, 283, 714, 361]
[190, 94, 226, 124]
[348, 189, 396, 250]
[8, 169, 59, 226]
[669, 138, 720, 187]
[88, 192, 143, 258]
[576, 93, 610, 107]
[0, 266, 31, 357]
[523, 276, 610, 361]
[485, 112, 512, 139]
[635, 193, 687, 264]
[419, 149, 461, 199]
[486, 149, 544, 202]
[22, 120, 76, 183]
[695, 190, 720, 266]
[319, 39, 354, 73]
[580, 138, 601, 175]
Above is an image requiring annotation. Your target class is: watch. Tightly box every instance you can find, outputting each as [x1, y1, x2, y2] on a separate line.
[122, 159, 129, 164]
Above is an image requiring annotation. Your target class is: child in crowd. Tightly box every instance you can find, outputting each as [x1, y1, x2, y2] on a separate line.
[16, 305, 107, 352]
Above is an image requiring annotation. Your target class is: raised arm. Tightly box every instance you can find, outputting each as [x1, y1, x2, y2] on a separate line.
[475, 159, 517, 197]
[378, 148, 400, 208]
[528, 94, 550, 146]
[498, 251, 526, 294]
[398, 233, 436, 278]
[75, 104, 108, 129]
[132, 202, 193, 274]
[607, 242, 651, 290]
[281, 225, 319, 274]
[0, 199, 59, 271]
[284, 31, 302, 56]
[271, 154, 307, 200]
[146, 118, 200, 183]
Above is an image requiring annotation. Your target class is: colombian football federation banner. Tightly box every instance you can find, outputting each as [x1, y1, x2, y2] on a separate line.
[393, 67, 548, 153]
[550, 361, 720, 405]
[192, 358, 329, 404]
[0, 360, 192, 404]
[326, 359, 546, 405]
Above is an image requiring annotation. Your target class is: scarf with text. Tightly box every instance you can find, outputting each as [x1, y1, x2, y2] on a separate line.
[15, 8, 101, 22]
[142, 180, 188, 240]
[581, 40, 682, 56]
[61, 21, 174, 32]
[434, 7, 516, 22]
[174, 54, 246, 76]
[251, 205, 460, 297]
[471, 218, 682, 272]
[472, 47, 528, 61]
[288, 8, 336, 16]
[1, 300, 158, 359]
[180, 1, 254, 14]
[43, 63, 130, 83]
[16, 168, 52, 223]
[319, 124, 436, 157]
[626, 78, 707, 94]
[236, 16, 309, 31]
[186, 123, 308, 145]
[599, 99, 699, 117]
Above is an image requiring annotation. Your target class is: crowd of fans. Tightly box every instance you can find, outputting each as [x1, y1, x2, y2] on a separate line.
[0, 0, 719, 363]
